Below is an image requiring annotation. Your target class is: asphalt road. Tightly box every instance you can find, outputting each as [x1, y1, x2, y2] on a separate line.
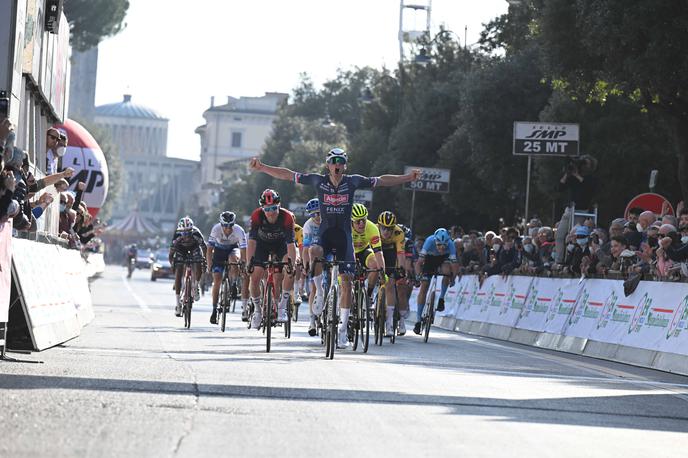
[2, 266, 688, 457]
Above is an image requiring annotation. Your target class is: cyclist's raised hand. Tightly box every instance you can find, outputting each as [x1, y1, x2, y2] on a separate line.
[249, 157, 262, 171]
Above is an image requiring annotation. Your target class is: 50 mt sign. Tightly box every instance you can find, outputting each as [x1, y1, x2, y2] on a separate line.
[403, 166, 450, 194]
[513, 122, 579, 157]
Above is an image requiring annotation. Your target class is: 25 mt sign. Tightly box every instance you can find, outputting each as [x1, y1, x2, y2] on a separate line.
[513, 122, 579, 157]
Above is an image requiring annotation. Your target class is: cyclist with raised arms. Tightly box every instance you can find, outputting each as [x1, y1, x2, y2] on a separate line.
[377, 211, 408, 336]
[169, 216, 207, 317]
[302, 198, 322, 336]
[206, 211, 247, 325]
[246, 189, 297, 328]
[249, 148, 420, 348]
[413, 228, 460, 335]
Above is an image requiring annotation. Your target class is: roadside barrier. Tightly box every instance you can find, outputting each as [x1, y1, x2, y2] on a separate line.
[413, 274, 688, 375]
[9, 239, 94, 351]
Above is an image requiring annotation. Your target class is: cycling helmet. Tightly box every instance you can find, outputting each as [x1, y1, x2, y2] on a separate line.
[131, 243, 137, 249]
[399, 224, 413, 240]
[351, 203, 368, 220]
[377, 211, 397, 228]
[305, 198, 320, 214]
[220, 211, 236, 226]
[179, 216, 194, 231]
[434, 228, 450, 245]
[259, 189, 280, 206]
[326, 147, 347, 164]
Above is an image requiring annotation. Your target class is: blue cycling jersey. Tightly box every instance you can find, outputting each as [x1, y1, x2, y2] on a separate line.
[420, 235, 457, 260]
[294, 173, 378, 236]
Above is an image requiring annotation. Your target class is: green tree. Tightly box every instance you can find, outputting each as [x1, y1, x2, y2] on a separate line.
[532, 0, 688, 202]
[63, 0, 129, 51]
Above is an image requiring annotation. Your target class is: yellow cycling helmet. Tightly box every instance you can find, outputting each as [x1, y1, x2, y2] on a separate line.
[377, 211, 396, 228]
[351, 203, 368, 220]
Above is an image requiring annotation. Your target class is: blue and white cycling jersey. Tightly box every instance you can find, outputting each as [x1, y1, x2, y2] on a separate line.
[208, 223, 247, 250]
[302, 217, 321, 248]
[420, 235, 457, 261]
[293, 173, 377, 237]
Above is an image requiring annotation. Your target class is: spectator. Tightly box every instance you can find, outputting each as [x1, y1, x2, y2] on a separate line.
[45, 127, 64, 175]
[627, 207, 643, 225]
[563, 225, 592, 275]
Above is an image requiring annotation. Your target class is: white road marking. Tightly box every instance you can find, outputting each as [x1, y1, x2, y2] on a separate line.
[121, 272, 152, 313]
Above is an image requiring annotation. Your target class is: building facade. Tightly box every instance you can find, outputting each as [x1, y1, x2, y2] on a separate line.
[94, 95, 199, 231]
[195, 92, 287, 208]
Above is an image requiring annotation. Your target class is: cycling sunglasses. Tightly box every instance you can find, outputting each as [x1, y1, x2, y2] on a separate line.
[308, 211, 320, 217]
[327, 157, 347, 165]
[263, 205, 279, 213]
[353, 218, 367, 225]
[221, 222, 234, 228]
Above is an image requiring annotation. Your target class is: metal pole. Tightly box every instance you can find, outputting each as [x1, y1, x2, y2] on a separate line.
[524, 155, 532, 223]
[410, 189, 416, 232]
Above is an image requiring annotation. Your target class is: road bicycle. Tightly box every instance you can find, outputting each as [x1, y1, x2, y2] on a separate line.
[218, 260, 244, 332]
[349, 264, 375, 353]
[248, 255, 293, 352]
[179, 259, 203, 329]
[313, 252, 351, 360]
[419, 272, 453, 343]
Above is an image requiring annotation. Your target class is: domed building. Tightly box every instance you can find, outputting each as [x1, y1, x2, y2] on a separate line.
[95, 94, 169, 156]
[95, 95, 199, 232]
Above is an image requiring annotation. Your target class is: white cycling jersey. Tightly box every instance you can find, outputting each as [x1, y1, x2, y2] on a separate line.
[303, 217, 321, 248]
[208, 223, 248, 250]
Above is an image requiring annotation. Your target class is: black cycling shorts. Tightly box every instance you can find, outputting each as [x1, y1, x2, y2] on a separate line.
[316, 227, 355, 275]
[421, 254, 449, 279]
[253, 241, 288, 268]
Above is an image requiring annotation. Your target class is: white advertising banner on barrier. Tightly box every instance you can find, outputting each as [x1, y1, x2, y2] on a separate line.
[542, 278, 584, 335]
[60, 247, 94, 327]
[458, 276, 491, 322]
[478, 275, 509, 324]
[0, 221, 12, 322]
[661, 286, 688, 355]
[486, 276, 534, 327]
[564, 278, 615, 339]
[11, 239, 80, 350]
[619, 281, 688, 354]
[586, 280, 637, 345]
[514, 277, 561, 332]
[454, 275, 479, 319]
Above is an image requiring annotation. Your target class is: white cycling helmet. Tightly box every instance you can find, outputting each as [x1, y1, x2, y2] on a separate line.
[326, 147, 347, 164]
[178, 216, 194, 231]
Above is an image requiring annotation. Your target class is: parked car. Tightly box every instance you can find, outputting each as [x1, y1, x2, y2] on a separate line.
[135, 248, 153, 269]
[151, 249, 173, 281]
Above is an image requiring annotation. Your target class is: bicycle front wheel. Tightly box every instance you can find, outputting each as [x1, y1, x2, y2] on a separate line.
[266, 284, 273, 352]
[220, 279, 229, 332]
[328, 287, 337, 359]
[184, 274, 192, 329]
[362, 288, 370, 353]
[375, 289, 386, 346]
[423, 291, 435, 343]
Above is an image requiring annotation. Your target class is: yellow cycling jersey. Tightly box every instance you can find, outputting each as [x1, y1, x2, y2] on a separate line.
[352, 219, 382, 254]
[294, 224, 303, 248]
[379, 224, 406, 254]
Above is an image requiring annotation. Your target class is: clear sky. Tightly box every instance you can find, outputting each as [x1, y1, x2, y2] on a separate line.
[95, 0, 508, 160]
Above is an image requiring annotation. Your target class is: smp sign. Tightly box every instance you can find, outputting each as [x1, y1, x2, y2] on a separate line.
[513, 122, 580, 156]
[403, 166, 450, 193]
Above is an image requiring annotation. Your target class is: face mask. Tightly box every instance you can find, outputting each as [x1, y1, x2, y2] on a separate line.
[682, 236, 688, 244]
[567, 243, 575, 252]
[492, 244, 501, 252]
[636, 223, 644, 232]
[59, 203, 66, 212]
[524, 244, 534, 253]
[576, 238, 588, 246]
[56, 146, 66, 157]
